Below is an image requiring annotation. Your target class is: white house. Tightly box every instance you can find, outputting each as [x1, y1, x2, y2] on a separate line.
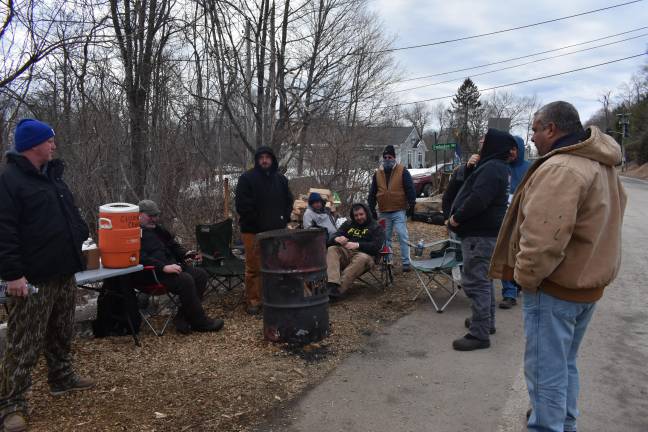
[361, 126, 427, 169]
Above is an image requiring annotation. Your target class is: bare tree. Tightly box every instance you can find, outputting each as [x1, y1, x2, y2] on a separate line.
[402, 102, 431, 139]
[483, 90, 540, 131]
[109, 0, 174, 198]
[598, 90, 613, 131]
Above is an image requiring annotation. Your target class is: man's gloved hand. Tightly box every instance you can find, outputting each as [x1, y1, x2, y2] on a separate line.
[406, 204, 415, 218]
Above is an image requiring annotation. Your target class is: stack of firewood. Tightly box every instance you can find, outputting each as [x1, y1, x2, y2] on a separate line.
[288, 188, 339, 229]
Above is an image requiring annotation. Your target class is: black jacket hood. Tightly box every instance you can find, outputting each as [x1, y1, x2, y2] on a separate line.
[254, 146, 279, 173]
[478, 128, 517, 165]
[349, 202, 374, 226]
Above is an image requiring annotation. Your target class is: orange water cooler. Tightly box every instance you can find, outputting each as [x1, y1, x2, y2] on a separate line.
[98, 203, 141, 268]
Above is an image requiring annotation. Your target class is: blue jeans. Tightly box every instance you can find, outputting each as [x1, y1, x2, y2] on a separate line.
[501, 279, 519, 299]
[379, 210, 410, 266]
[523, 290, 596, 432]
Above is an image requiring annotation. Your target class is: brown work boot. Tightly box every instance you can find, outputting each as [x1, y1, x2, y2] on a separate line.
[3, 412, 27, 432]
[50, 375, 96, 396]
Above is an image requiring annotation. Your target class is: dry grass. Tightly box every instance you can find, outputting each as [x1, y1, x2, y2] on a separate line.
[622, 162, 648, 180]
[19, 221, 448, 432]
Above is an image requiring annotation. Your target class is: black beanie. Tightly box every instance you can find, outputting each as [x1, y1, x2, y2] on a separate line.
[383, 145, 396, 158]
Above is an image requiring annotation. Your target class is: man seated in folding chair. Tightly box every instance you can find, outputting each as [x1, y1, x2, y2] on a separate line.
[302, 192, 337, 240]
[139, 200, 224, 334]
[325, 203, 384, 301]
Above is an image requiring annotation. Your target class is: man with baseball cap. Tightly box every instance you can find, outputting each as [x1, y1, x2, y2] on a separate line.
[0, 119, 94, 431]
[138, 199, 224, 334]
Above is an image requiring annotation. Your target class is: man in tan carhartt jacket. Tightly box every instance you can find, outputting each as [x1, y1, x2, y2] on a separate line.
[489, 101, 626, 432]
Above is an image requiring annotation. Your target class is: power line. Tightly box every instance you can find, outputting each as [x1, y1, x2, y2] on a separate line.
[370, 0, 645, 54]
[380, 52, 648, 108]
[398, 26, 648, 83]
[393, 33, 648, 93]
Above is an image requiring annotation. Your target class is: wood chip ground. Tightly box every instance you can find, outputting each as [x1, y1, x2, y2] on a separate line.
[21, 222, 447, 432]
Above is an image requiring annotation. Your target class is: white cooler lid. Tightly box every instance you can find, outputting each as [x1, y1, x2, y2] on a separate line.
[99, 203, 139, 213]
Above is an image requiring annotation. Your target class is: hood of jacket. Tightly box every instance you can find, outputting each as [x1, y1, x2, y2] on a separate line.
[544, 126, 621, 167]
[478, 128, 517, 165]
[509, 135, 531, 194]
[348, 202, 374, 227]
[510, 136, 528, 168]
[254, 146, 279, 173]
[308, 192, 327, 212]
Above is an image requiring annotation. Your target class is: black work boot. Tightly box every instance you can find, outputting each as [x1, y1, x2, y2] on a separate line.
[499, 297, 517, 309]
[246, 305, 262, 315]
[327, 282, 342, 301]
[452, 333, 490, 351]
[192, 318, 224, 332]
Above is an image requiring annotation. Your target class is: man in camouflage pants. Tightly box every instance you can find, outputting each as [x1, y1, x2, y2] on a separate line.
[0, 119, 95, 431]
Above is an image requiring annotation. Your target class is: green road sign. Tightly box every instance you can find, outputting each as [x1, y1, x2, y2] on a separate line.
[433, 143, 456, 151]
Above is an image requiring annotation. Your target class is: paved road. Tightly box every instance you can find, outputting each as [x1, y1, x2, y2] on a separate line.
[259, 177, 648, 432]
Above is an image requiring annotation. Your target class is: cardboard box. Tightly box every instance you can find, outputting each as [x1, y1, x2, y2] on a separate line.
[308, 188, 333, 202]
[414, 196, 443, 214]
[83, 247, 101, 270]
[293, 199, 308, 211]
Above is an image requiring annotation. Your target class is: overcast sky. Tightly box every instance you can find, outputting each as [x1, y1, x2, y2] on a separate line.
[369, 0, 648, 128]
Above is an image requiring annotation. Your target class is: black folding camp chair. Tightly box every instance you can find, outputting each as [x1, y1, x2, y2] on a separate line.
[195, 219, 245, 297]
[134, 266, 181, 337]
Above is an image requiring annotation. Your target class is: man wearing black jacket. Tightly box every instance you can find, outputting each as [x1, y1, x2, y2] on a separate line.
[326, 203, 384, 299]
[138, 200, 224, 334]
[442, 152, 480, 221]
[448, 129, 516, 351]
[0, 119, 94, 432]
[235, 147, 293, 314]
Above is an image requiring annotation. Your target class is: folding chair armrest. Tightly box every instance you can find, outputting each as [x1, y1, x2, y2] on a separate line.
[142, 266, 161, 284]
[201, 252, 224, 263]
[406, 239, 450, 249]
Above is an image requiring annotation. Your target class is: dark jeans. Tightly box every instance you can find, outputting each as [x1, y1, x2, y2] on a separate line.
[157, 266, 209, 326]
[460, 236, 497, 341]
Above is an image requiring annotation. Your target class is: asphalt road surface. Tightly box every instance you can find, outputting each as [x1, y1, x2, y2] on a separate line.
[259, 177, 648, 432]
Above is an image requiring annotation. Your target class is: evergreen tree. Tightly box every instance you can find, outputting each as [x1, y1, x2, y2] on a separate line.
[449, 78, 484, 154]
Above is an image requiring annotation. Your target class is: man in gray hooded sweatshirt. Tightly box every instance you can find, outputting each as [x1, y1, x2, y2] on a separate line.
[302, 192, 337, 240]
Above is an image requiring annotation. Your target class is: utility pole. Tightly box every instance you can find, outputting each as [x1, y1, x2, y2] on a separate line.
[617, 113, 630, 172]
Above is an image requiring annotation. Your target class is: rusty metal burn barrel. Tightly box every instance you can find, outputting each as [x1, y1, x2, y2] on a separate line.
[257, 228, 329, 344]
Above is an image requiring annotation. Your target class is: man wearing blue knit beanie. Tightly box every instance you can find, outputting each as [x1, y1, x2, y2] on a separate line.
[0, 119, 94, 432]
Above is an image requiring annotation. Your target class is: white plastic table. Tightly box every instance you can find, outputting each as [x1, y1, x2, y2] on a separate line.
[75, 264, 143, 285]
[75, 264, 144, 345]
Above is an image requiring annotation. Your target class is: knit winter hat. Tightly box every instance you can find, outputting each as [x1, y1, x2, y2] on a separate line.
[14, 119, 55, 152]
[382, 145, 396, 158]
[308, 192, 325, 206]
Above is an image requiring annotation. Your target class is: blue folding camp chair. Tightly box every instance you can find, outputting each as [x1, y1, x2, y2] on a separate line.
[409, 238, 463, 313]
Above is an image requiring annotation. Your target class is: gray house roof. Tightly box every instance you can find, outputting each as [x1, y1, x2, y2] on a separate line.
[359, 126, 417, 150]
